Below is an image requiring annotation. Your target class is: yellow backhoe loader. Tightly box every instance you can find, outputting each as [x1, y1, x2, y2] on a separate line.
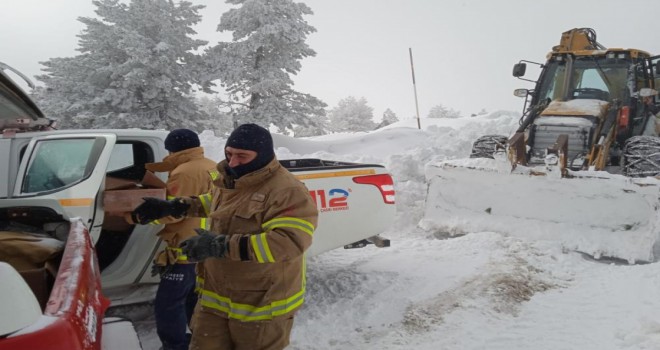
[422, 28, 660, 263]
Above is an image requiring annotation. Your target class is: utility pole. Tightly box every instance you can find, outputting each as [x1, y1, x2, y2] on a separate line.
[409, 48, 421, 130]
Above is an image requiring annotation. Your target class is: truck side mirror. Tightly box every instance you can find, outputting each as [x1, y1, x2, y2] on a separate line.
[656, 62, 660, 75]
[513, 88, 529, 98]
[513, 63, 527, 77]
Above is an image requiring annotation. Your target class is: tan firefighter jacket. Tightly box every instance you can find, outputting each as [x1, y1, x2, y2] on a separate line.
[127, 146, 216, 265]
[182, 157, 318, 321]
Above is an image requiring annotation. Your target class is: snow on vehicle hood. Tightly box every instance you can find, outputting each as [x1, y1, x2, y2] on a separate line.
[541, 99, 609, 117]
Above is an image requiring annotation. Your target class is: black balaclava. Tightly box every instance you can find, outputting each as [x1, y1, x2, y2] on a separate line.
[224, 123, 275, 179]
[164, 129, 200, 153]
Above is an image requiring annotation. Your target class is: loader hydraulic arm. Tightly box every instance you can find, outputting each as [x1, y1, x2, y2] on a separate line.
[552, 28, 605, 52]
[587, 103, 619, 170]
[516, 98, 550, 133]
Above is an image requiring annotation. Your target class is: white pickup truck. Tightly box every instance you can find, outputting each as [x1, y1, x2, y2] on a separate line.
[0, 65, 396, 308]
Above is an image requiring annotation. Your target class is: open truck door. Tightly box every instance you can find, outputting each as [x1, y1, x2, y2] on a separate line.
[12, 133, 117, 243]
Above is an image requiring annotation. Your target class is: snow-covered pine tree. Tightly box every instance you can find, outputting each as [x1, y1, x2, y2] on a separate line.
[35, 0, 208, 130]
[291, 115, 328, 137]
[204, 0, 327, 133]
[375, 108, 399, 129]
[195, 95, 235, 136]
[428, 104, 462, 118]
[328, 96, 377, 133]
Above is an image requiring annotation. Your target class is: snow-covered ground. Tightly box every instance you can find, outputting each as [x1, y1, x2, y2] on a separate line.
[127, 112, 660, 350]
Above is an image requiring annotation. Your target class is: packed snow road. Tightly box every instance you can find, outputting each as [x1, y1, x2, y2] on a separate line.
[127, 227, 660, 350]
[291, 229, 660, 350]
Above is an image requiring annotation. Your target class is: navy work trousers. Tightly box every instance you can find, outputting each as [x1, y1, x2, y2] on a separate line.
[154, 263, 198, 350]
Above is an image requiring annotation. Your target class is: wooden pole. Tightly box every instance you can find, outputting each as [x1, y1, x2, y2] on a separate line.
[409, 48, 421, 130]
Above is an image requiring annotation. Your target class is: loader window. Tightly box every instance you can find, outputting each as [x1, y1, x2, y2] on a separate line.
[536, 61, 567, 102]
[574, 69, 608, 91]
[570, 57, 630, 101]
[21, 138, 104, 194]
[571, 68, 610, 101]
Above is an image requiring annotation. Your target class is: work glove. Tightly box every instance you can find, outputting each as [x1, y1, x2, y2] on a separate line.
[180, 229, 228, 262]
[131, 197, 190, 224]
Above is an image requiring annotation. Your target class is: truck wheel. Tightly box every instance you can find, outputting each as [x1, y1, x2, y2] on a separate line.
[469, 135, 508, 159]
[621, 136, 660, 177]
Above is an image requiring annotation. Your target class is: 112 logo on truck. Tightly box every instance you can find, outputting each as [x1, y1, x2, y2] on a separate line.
[309, 188, 349, 212]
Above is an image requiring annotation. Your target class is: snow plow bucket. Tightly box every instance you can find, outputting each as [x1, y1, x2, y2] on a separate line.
[420, 159, 660, 263]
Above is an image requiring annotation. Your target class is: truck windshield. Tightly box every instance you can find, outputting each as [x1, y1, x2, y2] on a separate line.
[536, 56, 632, 103]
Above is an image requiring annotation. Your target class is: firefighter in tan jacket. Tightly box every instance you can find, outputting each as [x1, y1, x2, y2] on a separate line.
[127, 129, 216, 350]
[132, 123, 318, 350]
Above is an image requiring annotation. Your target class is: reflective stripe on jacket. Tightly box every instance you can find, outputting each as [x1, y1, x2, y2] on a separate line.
[184, 157, 318, 321]
[145, 147, 217, 264]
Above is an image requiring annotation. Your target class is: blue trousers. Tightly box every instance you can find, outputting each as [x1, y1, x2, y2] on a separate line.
[154, 263, 198, 350]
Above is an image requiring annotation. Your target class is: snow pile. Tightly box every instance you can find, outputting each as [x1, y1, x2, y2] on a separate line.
[542, 99, 609, 116]
[421, 162, 660, 263]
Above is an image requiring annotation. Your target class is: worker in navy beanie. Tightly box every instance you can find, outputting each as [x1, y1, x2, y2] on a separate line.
[224, 123, 275, 179]
[131, 127, 215, 350]
[164, 128, 201, 153]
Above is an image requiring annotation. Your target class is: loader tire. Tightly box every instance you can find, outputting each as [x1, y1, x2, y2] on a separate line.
[621, 136, 660, 177]
[469, 135, 508, 159]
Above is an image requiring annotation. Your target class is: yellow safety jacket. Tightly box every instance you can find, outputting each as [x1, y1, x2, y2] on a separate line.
[129, 147, 216, 265]
[183, 157, 318, 321]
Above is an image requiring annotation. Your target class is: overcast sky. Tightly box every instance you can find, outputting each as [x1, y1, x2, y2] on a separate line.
[2, 0, 660, 120]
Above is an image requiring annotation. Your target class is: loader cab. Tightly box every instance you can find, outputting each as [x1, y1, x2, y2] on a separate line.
[513, 50, 656, 169]
[517, 50, 654, 112]
[538, 52, 633, 104]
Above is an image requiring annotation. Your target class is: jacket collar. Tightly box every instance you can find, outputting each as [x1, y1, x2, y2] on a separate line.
[146, 147, 207, 173]
[215, 158, 281, 189]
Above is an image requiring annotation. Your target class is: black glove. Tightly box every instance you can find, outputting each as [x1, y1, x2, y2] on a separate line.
[132, 197, 190, 224]
[180, 229, 228, 262]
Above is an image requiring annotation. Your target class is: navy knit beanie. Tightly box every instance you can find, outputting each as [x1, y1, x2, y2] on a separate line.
[225, 123, 275, 178]
[164, 129, 200, 153]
